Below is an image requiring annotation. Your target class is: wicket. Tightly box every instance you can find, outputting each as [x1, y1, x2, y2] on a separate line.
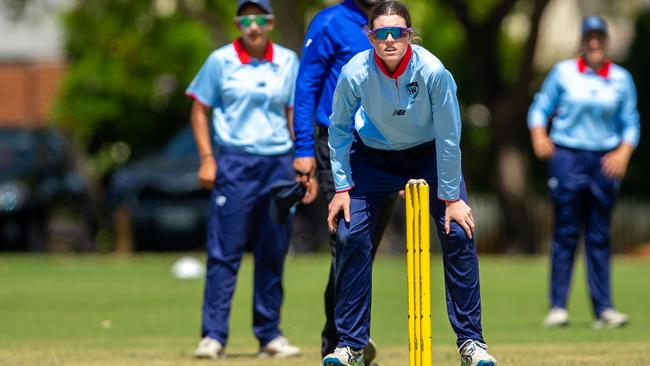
[405, 179, 432, 366]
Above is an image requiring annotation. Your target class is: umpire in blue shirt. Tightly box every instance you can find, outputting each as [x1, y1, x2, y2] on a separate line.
[293, 1, 394, 363]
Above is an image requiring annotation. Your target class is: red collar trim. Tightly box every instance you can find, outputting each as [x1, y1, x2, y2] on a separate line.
[233, 38, 274, 64]
[577, 57, 611, 78]
[374, 45, 412, 79]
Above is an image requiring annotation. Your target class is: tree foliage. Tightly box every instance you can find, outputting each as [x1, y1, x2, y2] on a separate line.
[49, 0, 327, 177]
[50, 1, 222, 176]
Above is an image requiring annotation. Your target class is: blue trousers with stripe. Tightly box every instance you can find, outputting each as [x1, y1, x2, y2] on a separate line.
[548, 146, 618, 317]
[334, 139, 485, 350]
[201, 148, 294, 346]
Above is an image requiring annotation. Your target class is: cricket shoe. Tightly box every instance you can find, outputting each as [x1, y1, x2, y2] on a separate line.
[193, 337, 224, 359]
[592, 308, 629, 329]
[459, 340, 497, 366]
[259, 336, 301, 358]
[323, 346, 365, 366]
[543, 307, 569, 327]
[363, 337, 377, 365]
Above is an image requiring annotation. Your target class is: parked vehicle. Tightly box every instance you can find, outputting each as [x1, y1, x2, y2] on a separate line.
[0, 127, 96, 251]
[108, 126, 211, 251]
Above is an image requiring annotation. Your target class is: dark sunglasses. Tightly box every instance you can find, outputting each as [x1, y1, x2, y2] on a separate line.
[368, 26, 412, 40]
[236, 14, 273, 28]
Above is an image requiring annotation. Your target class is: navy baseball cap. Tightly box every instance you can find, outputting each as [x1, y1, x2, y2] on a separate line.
[269, 180, 305, 224]
[581, 15, 608, 38]
[237, 0, 272, 15]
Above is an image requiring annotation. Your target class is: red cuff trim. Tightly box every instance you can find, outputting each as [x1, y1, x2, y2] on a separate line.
[336, 186, 354, 193]
[577, 57, 611, 78]
[440, 198, 459, 204]
[185, 92, 212, 108]
[373, 44, 412, 79]
[234, 38, 274, 64]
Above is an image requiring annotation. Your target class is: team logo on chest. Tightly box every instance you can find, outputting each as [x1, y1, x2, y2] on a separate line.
[406, 81, 419, 98]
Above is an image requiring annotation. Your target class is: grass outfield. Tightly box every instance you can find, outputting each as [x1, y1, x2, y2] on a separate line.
[1, 254, 649, 366]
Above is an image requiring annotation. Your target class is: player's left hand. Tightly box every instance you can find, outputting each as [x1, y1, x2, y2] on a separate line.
[601, 143, 634, 179]
[444, 199, 475, 239]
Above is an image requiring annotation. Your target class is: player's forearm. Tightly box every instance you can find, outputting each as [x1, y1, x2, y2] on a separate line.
[292, 91, 318, 157]
[190, 101, 213, 158]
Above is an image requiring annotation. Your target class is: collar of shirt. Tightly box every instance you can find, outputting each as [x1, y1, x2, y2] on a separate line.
[373, 44, 413, 79]
[577, 57, 611, 79]
[233, 38, 274, 64]
[341, 0, 368, 26]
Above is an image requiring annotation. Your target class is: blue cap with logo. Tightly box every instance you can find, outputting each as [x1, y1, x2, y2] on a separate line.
[581, 15, 608, 38]
[237, 0, 272, 15]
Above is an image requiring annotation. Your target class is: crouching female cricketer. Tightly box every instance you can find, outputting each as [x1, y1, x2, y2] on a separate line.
[323, 1, 496, 366]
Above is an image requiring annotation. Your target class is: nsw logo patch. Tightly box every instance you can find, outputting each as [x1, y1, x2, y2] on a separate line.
[406, 81, 419, 98]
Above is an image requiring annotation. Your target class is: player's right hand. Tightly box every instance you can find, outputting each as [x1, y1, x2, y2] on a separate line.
[530, 127, 555, 159]
[197, 155, 217, 189]
[327, 191, 350, 233]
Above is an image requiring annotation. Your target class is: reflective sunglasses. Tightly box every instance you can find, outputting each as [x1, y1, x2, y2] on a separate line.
[236, 14, 273, 27]
[368, 26, 412, 40]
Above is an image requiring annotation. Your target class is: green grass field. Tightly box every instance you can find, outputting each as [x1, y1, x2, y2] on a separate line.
[1, 253, 649, 366]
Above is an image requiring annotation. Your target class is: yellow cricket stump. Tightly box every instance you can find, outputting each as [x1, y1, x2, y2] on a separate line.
[405, 179, 431, 366]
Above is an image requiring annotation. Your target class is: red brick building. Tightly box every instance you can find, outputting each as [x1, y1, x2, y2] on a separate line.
[0, 60, 66, 127]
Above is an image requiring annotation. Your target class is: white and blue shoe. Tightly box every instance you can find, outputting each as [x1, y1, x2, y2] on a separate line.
[593, 308, 629, 329]
[259, 335, 301, 358]
[543, 307, 569, 327]
[459, 340, 497, 366]
[323, 346, 365, 366]
[193, 337, 224, 359]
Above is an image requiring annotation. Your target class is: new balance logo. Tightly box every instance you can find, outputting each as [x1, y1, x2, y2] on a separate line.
[392, 109, 406, 116]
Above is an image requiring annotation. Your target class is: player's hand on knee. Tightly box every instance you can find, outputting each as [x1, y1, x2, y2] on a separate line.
[327, 192, 350, 233]
[444, 199, 475, 239]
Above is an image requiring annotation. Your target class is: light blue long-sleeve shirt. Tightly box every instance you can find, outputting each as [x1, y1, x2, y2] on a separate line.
[528, 58, 640, 151]
[329, 45, 463, 201]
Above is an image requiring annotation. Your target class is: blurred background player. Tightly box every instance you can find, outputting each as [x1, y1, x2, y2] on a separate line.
[292, 1, 394, 363]
[185, 0, 316, 358]
[528, 15, 640, 329]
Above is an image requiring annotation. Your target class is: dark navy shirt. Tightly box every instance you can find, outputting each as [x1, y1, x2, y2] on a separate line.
[293, 0, 371, 158]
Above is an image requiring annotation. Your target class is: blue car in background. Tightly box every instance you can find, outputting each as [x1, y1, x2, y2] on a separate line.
[0, 127, 96, 252]
[108, 126, 212, 251]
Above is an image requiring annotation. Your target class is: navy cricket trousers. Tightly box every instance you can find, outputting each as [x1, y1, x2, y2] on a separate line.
[201, 148, 294, 346]
[316, 129, 398, 357]
[334, 139, 484, 350]
[548, 146, 618, 317]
